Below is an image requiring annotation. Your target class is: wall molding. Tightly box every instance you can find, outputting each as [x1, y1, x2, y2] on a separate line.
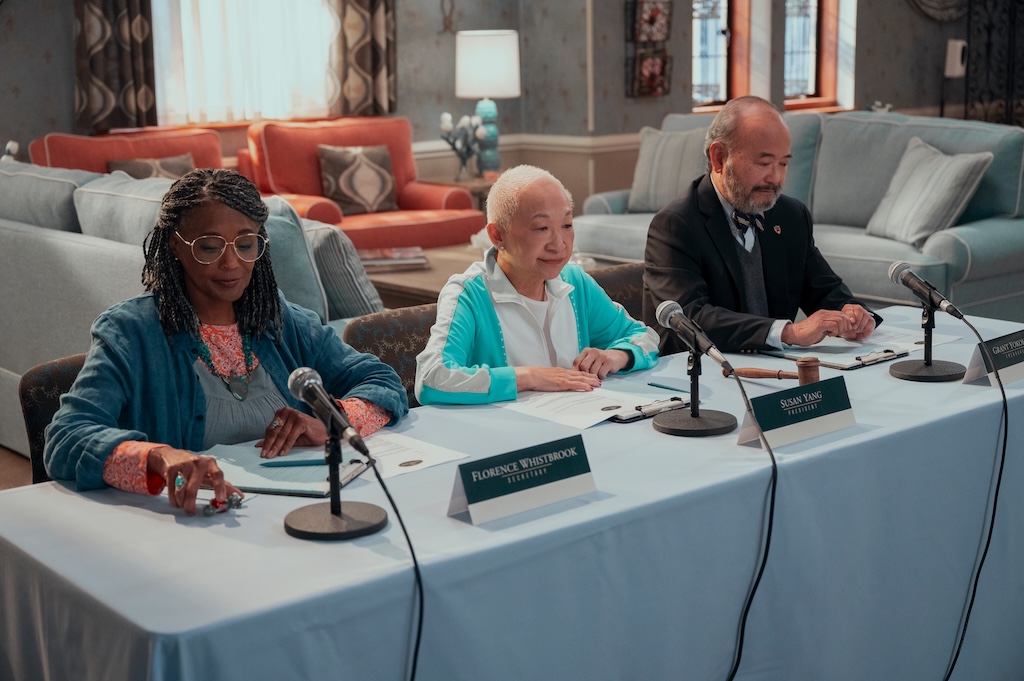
[412, 132, 640, 160]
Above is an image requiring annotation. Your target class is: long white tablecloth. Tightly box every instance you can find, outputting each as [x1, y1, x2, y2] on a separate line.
[2, 306, 1023, 680]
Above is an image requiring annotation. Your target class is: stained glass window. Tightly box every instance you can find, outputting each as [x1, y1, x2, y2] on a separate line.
[692, 0, 729, 105]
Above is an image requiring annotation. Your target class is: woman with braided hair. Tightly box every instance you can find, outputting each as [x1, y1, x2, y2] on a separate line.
[45, 169, 408, 515]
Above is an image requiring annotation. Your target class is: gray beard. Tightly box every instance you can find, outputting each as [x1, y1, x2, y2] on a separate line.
[723, 164, 781, 215]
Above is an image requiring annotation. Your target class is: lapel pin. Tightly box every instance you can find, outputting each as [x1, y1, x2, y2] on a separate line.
[774, 225, 781, 235]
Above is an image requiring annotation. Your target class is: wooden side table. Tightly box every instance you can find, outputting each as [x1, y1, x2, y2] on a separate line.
[366, 244, 484, 308]
[421, 177, 494, 212]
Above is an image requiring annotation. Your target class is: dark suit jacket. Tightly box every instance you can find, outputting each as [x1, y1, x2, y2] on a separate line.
[643, 175, 879, 354]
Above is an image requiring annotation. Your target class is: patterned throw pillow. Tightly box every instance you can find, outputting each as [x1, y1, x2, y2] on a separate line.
[317, 143, 399, 216]
[107, 153, 196, 180]
[866, 137, 994, 248]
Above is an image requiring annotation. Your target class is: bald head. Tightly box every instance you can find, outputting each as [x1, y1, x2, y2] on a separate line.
[705, 96, 791, 214]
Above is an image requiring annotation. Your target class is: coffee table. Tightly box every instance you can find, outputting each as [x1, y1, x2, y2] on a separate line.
[366, 244, 483, 308]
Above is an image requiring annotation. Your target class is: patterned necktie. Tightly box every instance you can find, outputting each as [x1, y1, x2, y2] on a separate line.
[733, 209, 765, 235]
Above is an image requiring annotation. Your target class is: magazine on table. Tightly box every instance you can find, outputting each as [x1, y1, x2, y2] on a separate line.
[357, 246, 430, 272]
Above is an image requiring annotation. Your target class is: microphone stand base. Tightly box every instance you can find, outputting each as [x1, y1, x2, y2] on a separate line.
[284, 501, 388, 541]
[653, 409, 737, 437]
[889, 359, 966, 382]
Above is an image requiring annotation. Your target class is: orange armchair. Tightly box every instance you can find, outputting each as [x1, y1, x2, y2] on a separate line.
[28, 129, 223, 173]
[238, 117, 485, 250]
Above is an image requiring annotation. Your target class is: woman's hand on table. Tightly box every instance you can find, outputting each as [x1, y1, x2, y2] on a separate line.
[572, 348, 630, 379]
[257, 406, 327, 459]
[148, 447, 242, 516]
[514, 366, 602, 393]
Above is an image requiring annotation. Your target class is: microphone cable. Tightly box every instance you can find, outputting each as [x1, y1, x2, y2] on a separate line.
[724, 372, 779, 681]
[366, 457, 425, 681]
[942, 317, 1008, 681]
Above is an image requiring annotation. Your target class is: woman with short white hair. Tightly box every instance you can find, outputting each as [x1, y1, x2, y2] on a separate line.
[415, 165, 659, 405]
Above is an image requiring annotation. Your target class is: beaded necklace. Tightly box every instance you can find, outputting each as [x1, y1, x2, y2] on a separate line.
[195, 330, 256, 401]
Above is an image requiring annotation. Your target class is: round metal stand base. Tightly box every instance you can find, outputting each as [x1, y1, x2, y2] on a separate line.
[889, 359, 966, 383]
[284, 502, 388, 541]
[653, 409, 738, 437]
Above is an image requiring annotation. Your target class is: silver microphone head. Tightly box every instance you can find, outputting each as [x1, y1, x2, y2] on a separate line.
[888, 261, 911, 285]
[656, 300, 682, 328]
[287, 367, 322, 401]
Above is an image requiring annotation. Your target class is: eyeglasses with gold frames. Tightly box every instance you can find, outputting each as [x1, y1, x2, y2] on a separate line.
[174, 231, 269, 265]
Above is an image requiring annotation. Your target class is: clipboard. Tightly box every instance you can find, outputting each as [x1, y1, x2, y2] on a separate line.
[609, 396, 689, 422]
[760, 347, 908, 370]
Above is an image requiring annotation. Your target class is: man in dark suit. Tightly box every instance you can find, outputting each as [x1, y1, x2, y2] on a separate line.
[643, 96, 878, 355]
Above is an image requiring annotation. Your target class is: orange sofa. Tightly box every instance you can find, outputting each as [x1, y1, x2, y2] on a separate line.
[237, 117, 485, 249]
[28, 129, 224, 173]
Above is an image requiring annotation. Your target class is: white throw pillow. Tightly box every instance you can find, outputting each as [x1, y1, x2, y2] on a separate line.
[627, 126, 707, 213]
[866, 136, 994, 248]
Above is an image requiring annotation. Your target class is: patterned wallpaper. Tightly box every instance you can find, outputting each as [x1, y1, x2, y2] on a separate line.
[0, 1, 76, 157]
[0, 0, 969, 156]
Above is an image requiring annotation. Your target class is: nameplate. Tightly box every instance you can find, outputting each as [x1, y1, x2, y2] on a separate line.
[963, 329, 1024, 386]
[738, 376, 855, 448]
[447, 434, 596, 525]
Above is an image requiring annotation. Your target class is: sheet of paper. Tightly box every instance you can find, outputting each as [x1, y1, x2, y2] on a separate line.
[501, 387, 651, 429]
[762, 325, 960, 368]
[364, 430, 468, 478]
[206, 442, 333, 496]
[206, 431, 468, 495]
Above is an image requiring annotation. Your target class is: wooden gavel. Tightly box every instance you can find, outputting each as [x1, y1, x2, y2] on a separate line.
[723, 357, 821, 385]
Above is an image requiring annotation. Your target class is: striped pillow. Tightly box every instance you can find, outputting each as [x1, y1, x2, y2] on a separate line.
[301, 219, 385, 320]
[627, 126, 707, 213]
[866, 137, 993, 248]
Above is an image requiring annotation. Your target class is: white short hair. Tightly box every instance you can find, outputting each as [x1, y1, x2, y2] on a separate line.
[487, 165, 574, 232]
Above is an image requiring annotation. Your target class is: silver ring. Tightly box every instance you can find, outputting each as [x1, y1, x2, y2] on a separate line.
[174, 472, 186, 492]
[270, 418, 283, 430]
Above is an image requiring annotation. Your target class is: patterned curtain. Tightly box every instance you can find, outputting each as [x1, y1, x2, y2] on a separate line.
[73, 0, 157, 134]
[328, 0, 397, 116]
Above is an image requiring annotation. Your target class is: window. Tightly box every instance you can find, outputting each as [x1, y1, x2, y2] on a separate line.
[151, 0, 340, 125]
[691, 0, 841, 110]
[692, 0, 730, 106]
[784, 0, 818, 98]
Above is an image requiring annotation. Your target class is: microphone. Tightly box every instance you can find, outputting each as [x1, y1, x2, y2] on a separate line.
[288, 367, 369, 456]
[887, 261, 963, 319]
[656, 300, 734, 374]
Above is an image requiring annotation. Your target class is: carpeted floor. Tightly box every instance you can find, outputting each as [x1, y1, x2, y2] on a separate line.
[0, 446, 32, 490]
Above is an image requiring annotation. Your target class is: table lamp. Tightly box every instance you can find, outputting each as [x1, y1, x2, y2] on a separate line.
[456, 29, 521, 175]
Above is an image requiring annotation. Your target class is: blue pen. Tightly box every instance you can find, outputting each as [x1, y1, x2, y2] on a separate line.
[260, 457, 326, 468]
[647, 381, 689, 393]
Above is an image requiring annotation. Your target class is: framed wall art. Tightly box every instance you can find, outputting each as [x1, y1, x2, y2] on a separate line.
[633, 0, 673, 42]
[624, 0, 673, 98]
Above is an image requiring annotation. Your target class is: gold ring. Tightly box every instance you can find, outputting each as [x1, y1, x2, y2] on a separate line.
[270, 418, 283, 429]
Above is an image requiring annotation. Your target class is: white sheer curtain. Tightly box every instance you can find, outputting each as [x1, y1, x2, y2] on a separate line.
[152, 0, 341, 125]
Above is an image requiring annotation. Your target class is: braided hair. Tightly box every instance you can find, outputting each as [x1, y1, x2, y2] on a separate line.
[142, 168, 281, 340]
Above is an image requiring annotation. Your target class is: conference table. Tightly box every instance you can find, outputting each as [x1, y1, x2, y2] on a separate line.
[2, 306, 1024, 681]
